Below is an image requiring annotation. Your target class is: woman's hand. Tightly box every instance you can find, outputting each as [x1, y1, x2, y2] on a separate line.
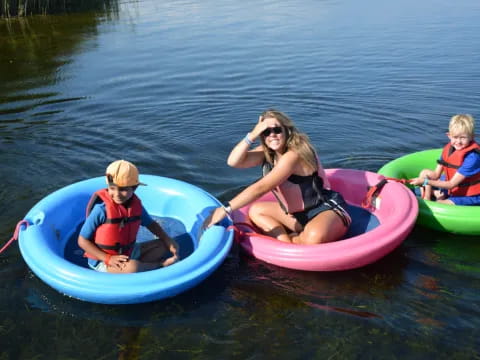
[250, 115, 269, 140]
[202, 207, 228, 230]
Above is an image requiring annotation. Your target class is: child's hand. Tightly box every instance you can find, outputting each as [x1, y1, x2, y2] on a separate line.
[410, 177, 423, 186]
[108, 254, 129, 270]
[161, 254, 178, 267]
[169, 238, 179, 256]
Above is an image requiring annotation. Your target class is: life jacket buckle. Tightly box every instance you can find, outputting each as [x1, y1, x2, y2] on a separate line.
[119, 217, 128, 229]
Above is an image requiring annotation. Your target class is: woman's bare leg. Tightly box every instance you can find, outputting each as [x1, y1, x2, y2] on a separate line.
[292, 210, 347, 245]
[248, 201, 301, 243]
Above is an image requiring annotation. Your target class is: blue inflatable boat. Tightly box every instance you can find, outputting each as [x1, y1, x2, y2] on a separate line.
[18, 175, 233, 304]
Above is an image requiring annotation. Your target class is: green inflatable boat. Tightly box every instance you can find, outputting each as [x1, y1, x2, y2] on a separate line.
[378, 148, 480, 236]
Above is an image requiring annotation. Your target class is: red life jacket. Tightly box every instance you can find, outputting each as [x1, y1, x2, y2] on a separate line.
[438, 141, 480, 196]
[84, 188, 142, 259]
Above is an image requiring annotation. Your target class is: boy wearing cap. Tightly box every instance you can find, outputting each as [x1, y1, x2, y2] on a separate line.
[78, 160, 179, 273]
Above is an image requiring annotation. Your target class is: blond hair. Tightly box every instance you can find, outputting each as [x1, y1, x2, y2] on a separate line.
[449, 114, 475, 137]
[259, 109, 318, 172]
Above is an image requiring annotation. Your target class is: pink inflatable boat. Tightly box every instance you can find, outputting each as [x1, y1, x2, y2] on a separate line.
[231, 169, 418, 271]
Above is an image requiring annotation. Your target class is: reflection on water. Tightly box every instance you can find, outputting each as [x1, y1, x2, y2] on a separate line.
[1, 0, 119, 17]
[0, 10, 121, 234]
[1, 0, 480, 358]
[0, 12, 114, 102]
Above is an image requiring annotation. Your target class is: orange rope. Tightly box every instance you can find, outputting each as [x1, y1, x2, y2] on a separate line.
[361, 179, 388, 209]
[227, 222, 276, 242]
[383, 176, 413, 185]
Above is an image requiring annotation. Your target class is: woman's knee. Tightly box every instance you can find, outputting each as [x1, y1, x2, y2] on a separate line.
[300, 220, 347, 244]
[248, 202, 265, 218]
[300, 228, 330, 244]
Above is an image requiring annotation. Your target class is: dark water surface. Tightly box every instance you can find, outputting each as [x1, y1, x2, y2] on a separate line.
[1, 0, 480, 358]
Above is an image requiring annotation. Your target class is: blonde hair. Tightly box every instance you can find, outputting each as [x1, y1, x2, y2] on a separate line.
[449, 114, 475, 137]
[259, 109, 318, 172]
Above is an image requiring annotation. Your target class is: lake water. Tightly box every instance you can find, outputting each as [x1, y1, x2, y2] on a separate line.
[1, 0, 480, 358]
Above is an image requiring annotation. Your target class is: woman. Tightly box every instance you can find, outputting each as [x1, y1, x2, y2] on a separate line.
[203, 109, 351, 244]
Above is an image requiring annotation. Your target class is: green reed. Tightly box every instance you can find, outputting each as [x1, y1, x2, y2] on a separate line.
[1, 0, 118, 17]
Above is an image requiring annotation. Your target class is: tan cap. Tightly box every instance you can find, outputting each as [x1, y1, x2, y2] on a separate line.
[105, 160, 146, 187]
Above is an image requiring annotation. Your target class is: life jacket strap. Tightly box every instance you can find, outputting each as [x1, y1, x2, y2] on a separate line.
[457, 178, 480, 188]
[437, 159, 460, 169]
[97, 242, 134, 254]
[105, 216, 141, 228]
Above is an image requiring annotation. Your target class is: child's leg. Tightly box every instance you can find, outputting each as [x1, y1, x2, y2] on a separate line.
[436, 198, 455, 205]
[433, 188, 447, 200]
[107, 259, 158, 273]
[422, 185, 433, 200]
[106, 241, 174, 273]
[138, 240, 168, 263]
[419, 186, 425, 199]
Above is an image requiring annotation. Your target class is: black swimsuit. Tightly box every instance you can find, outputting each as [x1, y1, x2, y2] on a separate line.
[263, 162, 351, 227]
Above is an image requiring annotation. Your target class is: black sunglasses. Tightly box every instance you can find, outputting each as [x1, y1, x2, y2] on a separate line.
[262, 126, 283, 137]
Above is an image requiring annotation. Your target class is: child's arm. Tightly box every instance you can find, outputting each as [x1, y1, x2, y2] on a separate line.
[147, 221, 179, 261]
[78, 235, 108, 261]
[410, 164, 443, 186]
[411, 163, 466, 190]
[425, 172, 466, 190]
[78, 235, 129, 269]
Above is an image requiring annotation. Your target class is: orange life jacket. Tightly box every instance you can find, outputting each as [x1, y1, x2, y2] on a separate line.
[438, 141, 480, 196]
[84, 188, 142, 259]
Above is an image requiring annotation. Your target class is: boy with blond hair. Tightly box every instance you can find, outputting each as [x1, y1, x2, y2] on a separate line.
[411, 114, 480, 205]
